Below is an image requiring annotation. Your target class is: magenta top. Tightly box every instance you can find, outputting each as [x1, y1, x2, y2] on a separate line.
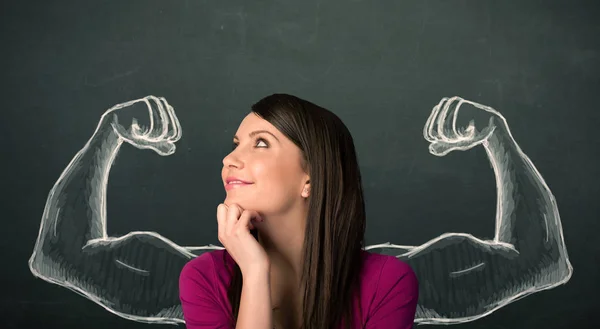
[179, 249, 418, 329]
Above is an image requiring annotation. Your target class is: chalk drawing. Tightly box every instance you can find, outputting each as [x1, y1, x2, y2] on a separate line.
[28, 96, 572, 325]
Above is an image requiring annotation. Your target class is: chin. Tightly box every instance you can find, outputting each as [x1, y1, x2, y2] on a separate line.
[225, 196, 258, 211]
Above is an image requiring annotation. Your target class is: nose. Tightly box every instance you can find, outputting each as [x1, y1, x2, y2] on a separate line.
[222, 150, 243, 168]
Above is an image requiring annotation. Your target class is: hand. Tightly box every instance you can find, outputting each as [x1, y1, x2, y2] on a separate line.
[423, 96, 504, 156]
[106, 95, 182, 156]
[216, 203, 269, 275]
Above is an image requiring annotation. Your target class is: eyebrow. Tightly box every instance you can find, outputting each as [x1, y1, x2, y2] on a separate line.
[233, 130, 280, 142]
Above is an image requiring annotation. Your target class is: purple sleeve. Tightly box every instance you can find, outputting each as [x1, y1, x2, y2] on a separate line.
[365, 257, 419, 329]
[179, 254, 233, 329]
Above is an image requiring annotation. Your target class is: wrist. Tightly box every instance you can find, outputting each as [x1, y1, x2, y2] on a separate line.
[241, 264, 270, 281]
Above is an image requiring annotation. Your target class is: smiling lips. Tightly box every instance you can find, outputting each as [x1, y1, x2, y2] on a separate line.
[225, 179, 254, 191]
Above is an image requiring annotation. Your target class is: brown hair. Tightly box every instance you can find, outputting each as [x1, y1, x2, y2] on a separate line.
[223, 93, 366, 329]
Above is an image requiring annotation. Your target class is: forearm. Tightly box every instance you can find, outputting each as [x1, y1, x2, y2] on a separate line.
[236, 270, 272, 329]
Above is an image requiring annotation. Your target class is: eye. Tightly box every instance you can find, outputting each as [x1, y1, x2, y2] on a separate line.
[231, 137, 269, 150]
[255, 138, 268, 148]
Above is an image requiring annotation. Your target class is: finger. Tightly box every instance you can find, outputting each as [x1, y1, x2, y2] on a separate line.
[236, 210, 262, 235]
[450, 98, 464, 137]
[462, 99, 499, 116]
[216, 204, 228, 243]
[217, 204, 230, 242]
[429, 140, 461, 156]
[112, 132, 176, 155]
[423, 97, 447, 142]
[429, 136, 485, 156]
[144, 96, 170, 140]
[156, 97, 173, 140]
[449, 99, 480, 140]
[436, 96, 463, 142]
[160, 97, 182, 142]
[428, 124, 495, 156]
[239, 212, 255, 231]
[225, 203, 243, 235]
[106, 98, 139, 114]
[141, 98, 156, 138]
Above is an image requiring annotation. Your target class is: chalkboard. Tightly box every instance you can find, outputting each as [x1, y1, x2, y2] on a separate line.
[3, 0, 598, 328]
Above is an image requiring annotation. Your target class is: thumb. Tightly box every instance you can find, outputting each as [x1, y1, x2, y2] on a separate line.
[147, 140, 176, 155]
[428, 141, 454, 156]
[127, 136, 176, 155]
[112, 121, 176, 155]
[428, 139, 478, 156]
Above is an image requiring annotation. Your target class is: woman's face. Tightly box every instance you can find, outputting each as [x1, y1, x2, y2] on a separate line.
[221, 112, 308, 216]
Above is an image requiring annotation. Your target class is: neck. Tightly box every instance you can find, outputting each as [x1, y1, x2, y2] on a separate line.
[257, 208, 306, 283]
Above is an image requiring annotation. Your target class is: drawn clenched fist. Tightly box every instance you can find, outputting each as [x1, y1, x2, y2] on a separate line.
[423, 96, 505, 156]
[106, 95, 182, 156]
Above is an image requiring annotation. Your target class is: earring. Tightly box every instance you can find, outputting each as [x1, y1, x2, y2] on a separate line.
[303, 187, 309, 196]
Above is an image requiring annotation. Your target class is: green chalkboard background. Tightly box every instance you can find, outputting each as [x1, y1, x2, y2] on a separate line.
[2, 0, 598, 328]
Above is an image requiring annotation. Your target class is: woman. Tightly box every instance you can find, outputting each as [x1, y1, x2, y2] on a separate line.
[179, 94, 419, 329]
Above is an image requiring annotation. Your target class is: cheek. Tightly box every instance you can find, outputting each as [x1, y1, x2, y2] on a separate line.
[253, 161, 299, 213]
[224, 160, 288, 210]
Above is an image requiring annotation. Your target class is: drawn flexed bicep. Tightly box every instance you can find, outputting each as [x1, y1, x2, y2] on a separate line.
[28, 96, 206, 324]
[366, 96, 572, 324]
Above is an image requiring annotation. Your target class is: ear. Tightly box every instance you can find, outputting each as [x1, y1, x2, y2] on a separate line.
[302, 179, 310, 198]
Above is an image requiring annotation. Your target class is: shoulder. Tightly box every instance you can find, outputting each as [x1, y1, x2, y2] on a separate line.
[379, 253, 418, 286]
[359, 251, 419, 326]
[360, 250, 419, 300]
[181, 249, 218, 275]
[361, 250, 417, 281]
[179, 249, 233, 294]
[179, 250, 235, 323]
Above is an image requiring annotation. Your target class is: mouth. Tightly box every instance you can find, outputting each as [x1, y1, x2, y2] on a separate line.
[225, 182, 254, 191]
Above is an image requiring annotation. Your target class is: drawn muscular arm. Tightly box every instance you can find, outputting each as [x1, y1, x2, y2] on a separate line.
[28, 97, 217, 324]
[367, 98, 573, 325]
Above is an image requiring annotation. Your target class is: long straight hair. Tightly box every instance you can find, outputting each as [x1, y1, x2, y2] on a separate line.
[223, 93, 367, 329]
